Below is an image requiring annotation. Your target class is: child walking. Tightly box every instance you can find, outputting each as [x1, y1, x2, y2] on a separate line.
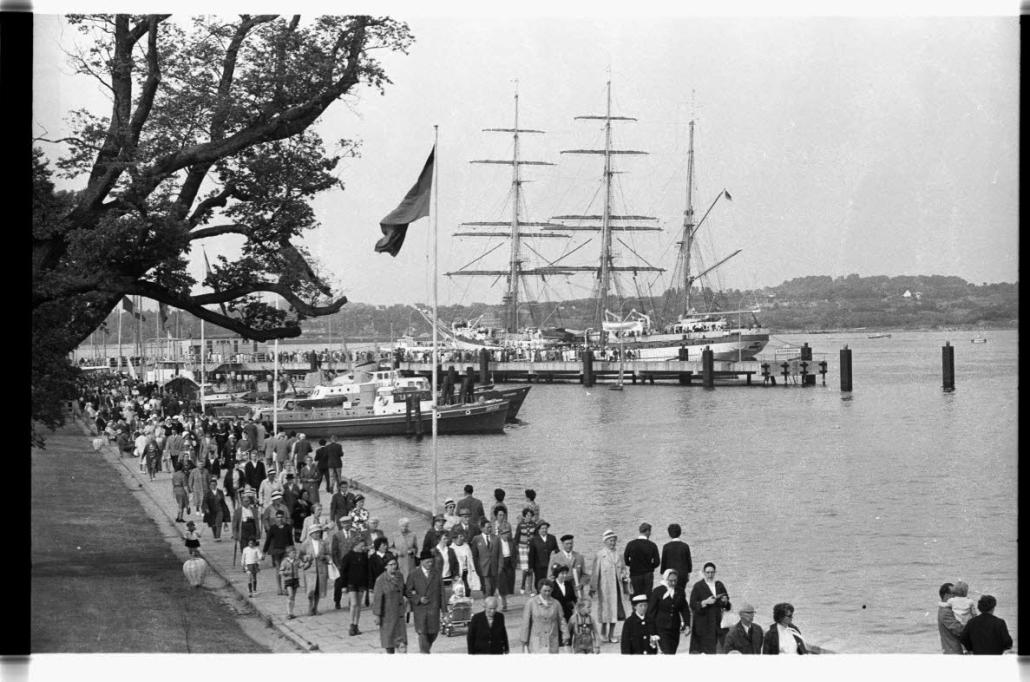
[279, 546, 300, 619]
[567, 598, 602, 653]
[242, 538, 264, 597]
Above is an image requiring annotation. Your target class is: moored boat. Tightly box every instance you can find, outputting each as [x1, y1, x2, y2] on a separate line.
[971, 334, 988, 344]
[868, 333, 892, 339]
[255, 368, 510, 437]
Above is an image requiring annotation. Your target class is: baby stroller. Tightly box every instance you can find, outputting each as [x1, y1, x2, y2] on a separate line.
[441, 598, 473, 637]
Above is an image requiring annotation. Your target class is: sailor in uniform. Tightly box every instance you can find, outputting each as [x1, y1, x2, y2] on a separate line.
[621, 593, 658, 654]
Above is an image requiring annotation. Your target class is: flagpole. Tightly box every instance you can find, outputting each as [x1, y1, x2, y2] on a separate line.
[431, 125, 440, 517]
[273, 297, 279, 434]
[200, 315, 206, 415]
[117, 308, 123, 371]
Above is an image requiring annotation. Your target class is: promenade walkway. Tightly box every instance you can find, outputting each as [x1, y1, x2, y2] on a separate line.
[83, 420, 624, 654]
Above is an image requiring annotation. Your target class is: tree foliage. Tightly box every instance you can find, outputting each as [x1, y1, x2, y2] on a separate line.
[32, 14, 414, 443]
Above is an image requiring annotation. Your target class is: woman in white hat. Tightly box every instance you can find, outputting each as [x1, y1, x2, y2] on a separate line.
[442, 497, 459, 531]
[589, 529, 628, 643]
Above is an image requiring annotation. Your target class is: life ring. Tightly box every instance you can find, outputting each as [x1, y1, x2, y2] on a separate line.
[465, 409, 472, 415]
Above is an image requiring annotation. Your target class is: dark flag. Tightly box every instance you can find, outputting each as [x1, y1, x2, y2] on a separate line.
[159, 302, 170, 331]
[724, 189, 733, 201]
[375, 146, 435, 257]
[122, 296, 135, 315]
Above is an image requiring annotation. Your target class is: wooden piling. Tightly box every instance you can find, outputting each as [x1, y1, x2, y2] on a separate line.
[801, 342, 816, 385]
[582, 349, 594, 387]
[479, 348, 491, 384]
[840, 346, 853, 392]
[942, 341, 955, 392]
[701, 346, 714, 388]
[414, 397, 423, 436]
[678, 346, 689, 361]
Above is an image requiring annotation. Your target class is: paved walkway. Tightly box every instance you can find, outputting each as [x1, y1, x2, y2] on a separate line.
[85, 420, 630, 654]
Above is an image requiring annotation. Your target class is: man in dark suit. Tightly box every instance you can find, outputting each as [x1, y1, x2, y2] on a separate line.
[455, 484, 486, 528]
[330, 516, 358, 609]
[405, 551, 448, 653]
[624, 522, 660, 597]
[329, 480, 356, 525]
[621, 594, 657, 654]
[432, 532, 460, 587]
[471, 518, 501, 599]
[660, 523, 692, 586]
[243, 450, 266, 490]
[960, 595, 1013, 654]
[453, 508, 481, 541]
[313, 438, 331, 494]
[467, 596, 509, 654]
[527, 520, 559, 591]
[324, 434, 344, 492]
[722, 602, 763, 654]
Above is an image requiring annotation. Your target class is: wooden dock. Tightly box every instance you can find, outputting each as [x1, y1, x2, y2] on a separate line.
[402, 359, 764, 385]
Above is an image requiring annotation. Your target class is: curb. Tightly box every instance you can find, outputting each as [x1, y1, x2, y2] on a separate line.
[348, 479, 433, 522]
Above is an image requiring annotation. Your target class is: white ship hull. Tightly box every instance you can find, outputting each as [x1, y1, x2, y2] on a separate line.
[622, 331, 769, 361]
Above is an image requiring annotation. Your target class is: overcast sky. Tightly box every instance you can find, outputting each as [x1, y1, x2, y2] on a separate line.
[33, 8, 1019, 309]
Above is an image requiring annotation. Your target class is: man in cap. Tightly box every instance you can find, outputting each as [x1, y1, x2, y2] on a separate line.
[297, 521, 332, 616]
[331, 515, 358, 609]
[257, 464, 280, 509]
[550, 534, 586, 599]
[262, 507, 295, 595]
[281, 472, 301, 513]
[621, 594, 658, 654]
[421, 514, 448, 556]
[723, 601, 763, 654]
[261, 489, 290, 534]
[232, 487, 262, 559]
[455, 484, 485, 528]
[404, 550, 448, 653]
[454, 507, 480, 542]
[624, 522, 660, 598]
[527, 519, 558, 594]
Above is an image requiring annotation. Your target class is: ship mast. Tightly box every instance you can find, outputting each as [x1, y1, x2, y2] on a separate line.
[446, 86, 569, 333]
[554, 79, 663, 337]
[679, 119, 696, 314]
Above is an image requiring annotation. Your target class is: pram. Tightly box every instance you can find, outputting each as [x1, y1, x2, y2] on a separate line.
[441, 599, 473, 637]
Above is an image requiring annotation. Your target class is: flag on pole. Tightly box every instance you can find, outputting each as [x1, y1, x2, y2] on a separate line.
[724, 189, 733, 201]
[122, 296, 135, 315]
[375, 146, 435, 257]
[159, 302, 170, 332]
[202, 247, 230, 317]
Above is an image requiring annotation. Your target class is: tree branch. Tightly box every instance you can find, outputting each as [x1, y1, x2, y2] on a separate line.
[188, 223, 249, 241]
[188, 185, 237, 226]
[124, 280, 348, 341]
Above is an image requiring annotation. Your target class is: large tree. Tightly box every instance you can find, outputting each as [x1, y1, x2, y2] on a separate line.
[32, 14, 414, 444]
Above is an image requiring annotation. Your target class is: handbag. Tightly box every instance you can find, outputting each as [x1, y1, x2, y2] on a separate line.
[328, 561, 340, 580]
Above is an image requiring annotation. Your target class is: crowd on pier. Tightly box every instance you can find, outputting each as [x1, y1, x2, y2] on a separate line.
[74, 370, 1013, 656]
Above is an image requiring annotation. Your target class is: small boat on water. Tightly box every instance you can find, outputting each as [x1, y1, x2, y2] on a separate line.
[255, 368, 509, 437]
[867, 333, 892, 339]
[971, 335, 988, 344]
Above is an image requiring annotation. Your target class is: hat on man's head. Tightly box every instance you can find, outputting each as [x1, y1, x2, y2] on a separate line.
[443, 497, 455, 506]
[432, 514, 446, 523]
[631, 594, 648, 604]
[271, 491, 283, 500]
[536, 519, 550, 530]
[418, 550, 435, 562]
[560, 534, 574, 542]
[602, 529, 617, 541]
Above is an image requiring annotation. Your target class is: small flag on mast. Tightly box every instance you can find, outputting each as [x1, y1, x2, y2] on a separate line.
[122, 296, 136, 316]
[724, 189, 733, 201]
[375, 146, 435, 257]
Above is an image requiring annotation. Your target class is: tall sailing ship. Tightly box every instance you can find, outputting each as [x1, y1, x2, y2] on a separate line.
[443, 87, 576, 350]
[604, 115, 770, 361]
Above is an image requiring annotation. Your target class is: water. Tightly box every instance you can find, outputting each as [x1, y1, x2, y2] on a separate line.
[341, 330, 1018, 653]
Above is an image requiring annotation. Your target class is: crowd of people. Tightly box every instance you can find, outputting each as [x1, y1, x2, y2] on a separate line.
[75, 371, 1013, 656]
[396, 345, 636, 365]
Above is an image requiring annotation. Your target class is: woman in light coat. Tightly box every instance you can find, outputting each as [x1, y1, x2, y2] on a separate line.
[520, 579, 564, 653]
[589, 529, 628, 642]
[393, 517, 419, 579]
[450, 530, 481, 595]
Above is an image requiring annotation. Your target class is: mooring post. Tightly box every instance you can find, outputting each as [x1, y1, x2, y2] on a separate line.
[801, 343, 816, 386]
[392, 348, 402, 369]
[819, 360, 828, 385]
[583, 349, 594, 387]
[479, 348, 490, 384]
[414, 397, 423, 436]
[942, 341, 955, 392]
[678, 346, 689, 361]
[781, 361, 790, 386]
[701, 346, 714, 388]
[840, 345, 853, 392]
[761, 362, 771, 386]
[405, 394, 414, 434]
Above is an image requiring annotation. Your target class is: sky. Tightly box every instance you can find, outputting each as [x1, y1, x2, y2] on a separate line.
[32, 6, 1020, 310]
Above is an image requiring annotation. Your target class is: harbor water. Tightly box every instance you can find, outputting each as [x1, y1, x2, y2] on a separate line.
[337, 329, 1018, 653]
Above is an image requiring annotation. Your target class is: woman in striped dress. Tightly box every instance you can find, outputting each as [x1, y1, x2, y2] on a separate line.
[514, 507, 536, 595]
